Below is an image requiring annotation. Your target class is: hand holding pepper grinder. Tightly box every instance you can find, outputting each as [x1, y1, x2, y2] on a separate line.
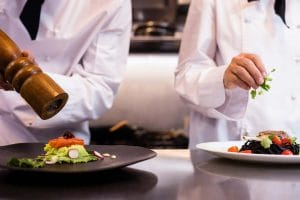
[0, 29, 68, 120]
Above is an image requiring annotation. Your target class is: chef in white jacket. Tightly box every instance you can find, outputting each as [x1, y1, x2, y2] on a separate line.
[175, 0, 300, 149]
[0, 0, 131, 145]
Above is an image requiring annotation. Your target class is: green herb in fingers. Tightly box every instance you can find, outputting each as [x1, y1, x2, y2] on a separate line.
[250, 68, 276, 99]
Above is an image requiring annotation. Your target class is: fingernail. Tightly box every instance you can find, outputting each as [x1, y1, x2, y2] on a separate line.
[259, 77, 264, 84]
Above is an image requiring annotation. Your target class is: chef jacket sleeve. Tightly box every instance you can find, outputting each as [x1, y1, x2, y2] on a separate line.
[31, 1, 132, 127]
[175, 0, 248, 120]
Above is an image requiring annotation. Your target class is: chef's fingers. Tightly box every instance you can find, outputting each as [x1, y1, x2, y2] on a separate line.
[21, 50, 37, 65]
[230, 64, 258, 89]
[224, 63, 251, 90]
[242, 53, 267, 77]
[231, 73, 251, 90]
[0, 83, 14, 90]
[225, 54, 261, 89]
[235, 56, 264, 87]
[224, 68, 251, 90]
[0, 74, 13, 90]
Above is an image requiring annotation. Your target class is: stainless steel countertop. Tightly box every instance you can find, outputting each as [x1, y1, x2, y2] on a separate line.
[1, 149, 300, 199]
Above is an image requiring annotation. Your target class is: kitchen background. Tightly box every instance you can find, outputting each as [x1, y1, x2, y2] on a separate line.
[89, 0, 191, 148]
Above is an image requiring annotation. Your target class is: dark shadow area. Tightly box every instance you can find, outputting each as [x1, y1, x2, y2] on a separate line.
[90, 125, 188, 149]
[0, 167, 158, 199]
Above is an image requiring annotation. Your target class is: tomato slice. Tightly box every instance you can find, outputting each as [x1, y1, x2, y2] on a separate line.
[272, 135, 282, 146]
[227, 146, 239, 152]
[240, 150, 252, 154]
[281, 138, 291, 145]
[281, 149, 293, 155]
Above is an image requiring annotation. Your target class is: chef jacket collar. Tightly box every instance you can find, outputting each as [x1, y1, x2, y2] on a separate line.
[248, 0, 288, 27]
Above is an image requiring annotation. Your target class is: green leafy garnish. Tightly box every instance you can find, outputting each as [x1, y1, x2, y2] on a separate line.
[290, 137, 297, 145]
[43, 144, 98, 164]
[7, 144, 98, 168]
[8, 157, 45, 168]
[250, 68, 276, 99]
[260, 137, 272, 149]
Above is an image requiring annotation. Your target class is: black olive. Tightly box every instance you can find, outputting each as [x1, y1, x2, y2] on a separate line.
[62, 130, 75, 139]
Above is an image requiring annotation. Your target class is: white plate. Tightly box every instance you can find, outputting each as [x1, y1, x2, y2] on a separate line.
[196, 141, 300, 164]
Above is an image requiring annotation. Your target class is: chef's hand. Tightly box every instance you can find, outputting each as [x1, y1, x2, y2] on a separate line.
[0, 74, 13, 90]
[21, 50, 37, 65]
[0, 50, 36, 90]
[223, 53, 267, 90]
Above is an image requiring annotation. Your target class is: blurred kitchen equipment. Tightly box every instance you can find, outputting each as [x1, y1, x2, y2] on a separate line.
[90, 120, 188, 149]
[130, 0, 180, 52]
[134, 21, 176, 37]
[0, 29, 68, 120]
[132, 0, 177, 25]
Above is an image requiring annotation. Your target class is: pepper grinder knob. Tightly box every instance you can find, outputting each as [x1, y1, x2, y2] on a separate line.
[0, 29, 68, 120]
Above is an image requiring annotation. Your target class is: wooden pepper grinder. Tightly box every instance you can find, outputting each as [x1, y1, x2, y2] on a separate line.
[0, 29, 68, 120]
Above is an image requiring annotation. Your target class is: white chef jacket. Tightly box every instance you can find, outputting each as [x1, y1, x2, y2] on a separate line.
[175, 0, 300, 149]
[0, 0, 131, 145]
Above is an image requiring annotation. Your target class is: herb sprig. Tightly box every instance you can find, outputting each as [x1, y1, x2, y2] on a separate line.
[250, 68, 276, 99]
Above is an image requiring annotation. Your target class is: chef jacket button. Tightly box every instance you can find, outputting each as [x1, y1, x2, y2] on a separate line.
[296, 24, 300, 29]
[0, 8, 5, 15]
[44, 56, 50, 61]
[52, 28, 60, 36]
[293, 56, 300, 63]
[291, 96, 296, 101]
[244, 18, 251, 23]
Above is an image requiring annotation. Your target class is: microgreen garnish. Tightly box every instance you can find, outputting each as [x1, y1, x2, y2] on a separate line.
[250, 68, 276, 99]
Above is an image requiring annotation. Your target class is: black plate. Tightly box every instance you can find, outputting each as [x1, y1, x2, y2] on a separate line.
[0, 143, 156, 173]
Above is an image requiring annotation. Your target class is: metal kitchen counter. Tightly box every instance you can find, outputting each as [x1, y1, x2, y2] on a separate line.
[0, 149, 300, 199]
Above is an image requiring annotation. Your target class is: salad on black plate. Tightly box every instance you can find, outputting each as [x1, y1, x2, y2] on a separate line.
[7, 131, 109, 168]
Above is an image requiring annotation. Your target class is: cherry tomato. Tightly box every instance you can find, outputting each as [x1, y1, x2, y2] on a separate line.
[281, 149, 293, 155]
[281, 138, 291, 145]
[272, 135, 282, 146]
[228, 146, 239, 152]
[240, 150, 252, 154]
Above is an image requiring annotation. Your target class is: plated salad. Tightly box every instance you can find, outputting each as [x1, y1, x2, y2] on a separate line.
[8, 131, 111, 168]
[228, 130, 300, 155]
